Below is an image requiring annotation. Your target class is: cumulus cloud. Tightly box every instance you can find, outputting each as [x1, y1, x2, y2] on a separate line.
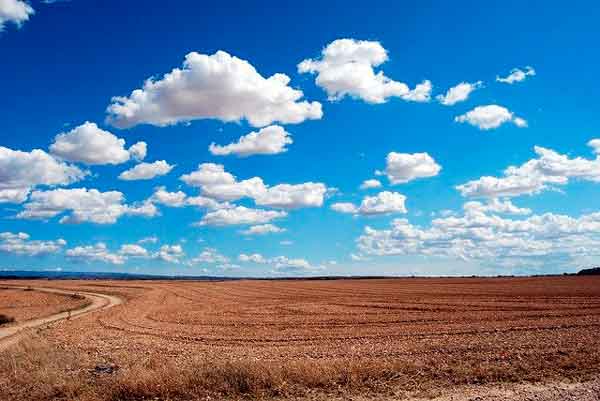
[66, 243, 125, 265]
[181, 163, 328, 208]
[359, 179, 382, 190]
[209, 125, 293, 157]
[0, 0, 34, 31]
[106, 50, 322, 128]
[331, 191, 407, 216]
[16, 188, 157, 224]
[49, 122, 146, 165]
[356, 201, 600, 270]
[149, 186, 228, 210]
[189, 247, 229, 265]
[238, 252, 319, 273]
[119, 160, 174, 180]
[198, 206, 287, 226]
[153, 244, 185, 263]
[379, 152, 441, 184]
[118, 244, 149, 257]
[0, 146, 86, 204]
[456, 141, 600, 198]
[240, 224, 286, 235]
[0, 232, 66, 256]
[436, 81, 483, 106]
[298, 38, 431, 104]
[588, 139, 600, 155]
[455, 105, 527, 130]
[496, 66, 536, 84]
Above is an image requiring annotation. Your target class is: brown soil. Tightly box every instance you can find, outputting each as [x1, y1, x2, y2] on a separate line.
[0, 276, 599, 401]
[0, 286, 88, 323]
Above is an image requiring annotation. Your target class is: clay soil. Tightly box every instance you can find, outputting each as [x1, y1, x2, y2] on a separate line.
[0, 286, 88, 324]
[1, 276, 599, 401]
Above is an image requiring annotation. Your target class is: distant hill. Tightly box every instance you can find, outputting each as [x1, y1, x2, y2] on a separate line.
[577, 267, 600, 276]
[0, 270, 233, 281]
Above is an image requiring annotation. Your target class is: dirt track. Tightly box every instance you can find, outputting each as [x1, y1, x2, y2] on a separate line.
[0, 286, 122, 351]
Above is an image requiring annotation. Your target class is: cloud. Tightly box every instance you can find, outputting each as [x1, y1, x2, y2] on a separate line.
[209, 125, 293, 157]
[331, 191, 407, 216]
[436, 81, 483, 106]
[118, 244, 149, 257]
[240, 224, 286, 235]
[66, 243, 125, 265]
[50, 122, 146, 165]
[588, 139, 600, 155]
[356, 201, 600, 270]
[119, 160, 174, 180]
[137, 236, 158, 244]
[181, 163, 328, 208]
[0, 146, 86, 203]
[455, 105, 527, 130]
[380, 152, 441, 184]
[462, 198, 532, 216]
[128, 142, 147, 161]
[456, 141, 600, 198]
[298, 38, 431, 104]
[238, 252, 320, 273]
[0, 232, 66, 256]
[189, 247, 229, 264]
[149, 186, 229, 210]
[198, 206, 287, 226]
[0, 0, 34, 31]
[16, 188, 157, 224]
[496, 66, 536, 84]
[106, 50, 322, 128]
[153, 244, 184, 263]
[359, 179, 382, 190]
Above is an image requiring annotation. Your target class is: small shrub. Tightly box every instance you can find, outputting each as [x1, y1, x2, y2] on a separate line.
[0, 314, 15, 325]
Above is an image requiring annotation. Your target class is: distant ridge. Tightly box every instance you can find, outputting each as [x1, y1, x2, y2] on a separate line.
[0, 270, 232, 281]
[577, 267, 600, 276]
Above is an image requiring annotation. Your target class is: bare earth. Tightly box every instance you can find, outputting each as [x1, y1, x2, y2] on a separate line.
[0, 285, 89, 323]
[0, 276, 599, 401]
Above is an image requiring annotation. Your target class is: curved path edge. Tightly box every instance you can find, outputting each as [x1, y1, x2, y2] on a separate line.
[0, 285, 122, 351]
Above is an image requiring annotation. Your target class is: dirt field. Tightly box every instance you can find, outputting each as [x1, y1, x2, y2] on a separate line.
[0, 286, 89, 324]
[1, 276, 599, 400]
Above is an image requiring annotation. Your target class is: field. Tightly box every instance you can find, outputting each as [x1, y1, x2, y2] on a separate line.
[0, 286, 89, 324]
[1, 276, 600, 400]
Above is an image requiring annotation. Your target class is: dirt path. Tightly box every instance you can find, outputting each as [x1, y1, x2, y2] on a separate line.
[0, 286, 122, 351]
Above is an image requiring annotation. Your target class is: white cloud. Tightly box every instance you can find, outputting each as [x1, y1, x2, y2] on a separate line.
[457, 141, 600, 198]
[588, 139, 600, 154]
[356, 202, 600, 270]
[149, 186, 229, 210]
[455, 105, 526, 130]
[436, 81, 483, 106]
[181, 163, 328, 208]
[496, 66, 535, 84]
[462, 198, 532, 216]
[16, 188, 157, 224]
[331, 191, 407, 216]
[198, 206, 286, 226]
[0, 0, 34, 31]
[138, 236, 158, 244]
[153, 244, 184, 263]
[359, 179, 382, 190]
[0, 146, 86, 203]
[49, 122, 146, 165]
[298, 38, 431, 104]
[0, 232, 66, 256]
[331, 202, 358, 214]
[238, 253, 267, 264]
[237, 252, 319, 273]
[240, 224, 286, 235]
[106, 50, 322, 128]
[190, 247, 229, 264]
[118, 244, 149, 257]
[119, 160, 174, 181]
[209, 125, 293, 157]
[128, 142, 147, 161]
[380, 152, 441, 184]
[66, 243, 125, 265]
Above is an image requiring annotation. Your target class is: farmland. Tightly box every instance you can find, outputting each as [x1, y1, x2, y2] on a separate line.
[1, 276, 600, 400]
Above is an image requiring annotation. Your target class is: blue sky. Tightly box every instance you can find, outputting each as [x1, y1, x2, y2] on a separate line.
[1, 0, 600, 276]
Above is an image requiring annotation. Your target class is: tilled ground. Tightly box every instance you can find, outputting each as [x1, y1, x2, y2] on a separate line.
[0, 286, 88, 323]
[1, 276, 599, 400]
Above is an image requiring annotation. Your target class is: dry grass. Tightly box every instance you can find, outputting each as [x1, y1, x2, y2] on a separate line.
[1, 334, 599, 401]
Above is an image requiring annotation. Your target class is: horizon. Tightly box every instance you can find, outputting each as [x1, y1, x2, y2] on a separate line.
[1, 0, 600, 277]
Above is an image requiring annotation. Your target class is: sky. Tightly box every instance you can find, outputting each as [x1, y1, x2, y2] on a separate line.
[1, 0, 600, 277]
